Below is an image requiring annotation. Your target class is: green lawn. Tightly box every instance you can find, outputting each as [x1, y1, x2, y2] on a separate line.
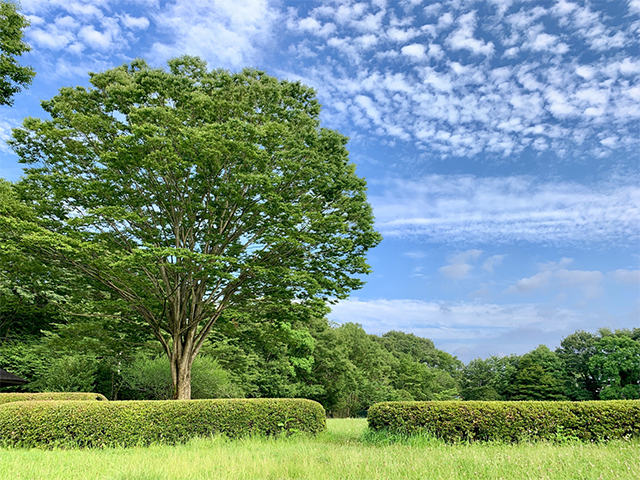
[1, 418, 638, 480]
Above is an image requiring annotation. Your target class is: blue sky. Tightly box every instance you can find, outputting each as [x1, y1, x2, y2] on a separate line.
[0, 0, 638, 362]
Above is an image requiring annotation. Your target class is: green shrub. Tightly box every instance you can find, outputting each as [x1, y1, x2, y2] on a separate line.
[0, 392, 107, 405]
[191, 356, 244, 399]
[120, 356, 173, 400]
[0, 398, 326, 448]
[37, 355, 98, 393]
[367, 400, 640, 442]
[121, 355, 242, 400]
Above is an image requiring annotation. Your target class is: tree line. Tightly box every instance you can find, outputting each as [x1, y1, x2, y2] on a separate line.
[1, 290, 638, 415]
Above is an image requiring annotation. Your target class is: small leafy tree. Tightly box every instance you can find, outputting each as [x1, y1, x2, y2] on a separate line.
[0, 0, 35, 105]
[5, 56, 381, 399]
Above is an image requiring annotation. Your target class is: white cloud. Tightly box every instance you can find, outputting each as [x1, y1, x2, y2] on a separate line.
[503, 46, 519, 58]
[120, 14, 150, 30]
[575, 65, 596, 80]
[439, 249, 483, 279]
[288, 14, 336, 37]
[150, 0, 279, 68]
[78, 24, 116, 50]
[387, 27, 419, 42]
[439, 263, 472, 279]
[66, 2, 104, 18]
[505, 271, 553, 294]
[401, 43, 426, 58]
[483, 254, 506, 272]
[552, 2, 630, 51]
[555, 269, 604, 297]
[355, 95, 382, 124]
[330, 297, 566, 335]
[539, 258, 573, 271]
[610, 269, 640, 284]
[29, 26, 74, 50]
[505, 262, 604, 298]
[423, 3, 441, 17]
[20, 2, 135, 62]
[451, 250, 483, 263]
[371, 175, 640, 245]
[446, 11, 494, 56]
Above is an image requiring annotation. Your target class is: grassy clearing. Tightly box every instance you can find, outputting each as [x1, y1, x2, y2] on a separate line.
[1, 418, 639, 480]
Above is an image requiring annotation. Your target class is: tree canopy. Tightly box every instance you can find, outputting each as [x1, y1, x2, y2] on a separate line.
[0, 0, 34, 105]
[4, 56, 382, 399]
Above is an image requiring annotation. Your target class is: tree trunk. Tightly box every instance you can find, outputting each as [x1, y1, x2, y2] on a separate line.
[172, 354, 193, 400]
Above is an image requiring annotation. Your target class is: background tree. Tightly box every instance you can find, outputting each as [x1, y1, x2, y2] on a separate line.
[460, 355, 519, 400]
[460, 357, 504, 400]
[589, 331, 640, 400]
[5, 56, 381, 399]
[555, 330, 599, 400]
[375, 330, 463, 375]
[0, 0, 35, 105]
[506, 346, 566, 401]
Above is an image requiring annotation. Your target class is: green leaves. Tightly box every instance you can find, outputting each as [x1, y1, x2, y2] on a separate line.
[0, 1, 35, 105]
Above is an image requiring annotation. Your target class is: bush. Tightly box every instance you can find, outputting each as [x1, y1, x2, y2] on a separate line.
[120, 356, 173, 400]
[191, 356, 244, 399]
[0, 392, 107, 405]
[0, 398, 326, 448]
[367, 400, 640, 442]
[120, 355, 242, 400]
[36, 355, 98, 393]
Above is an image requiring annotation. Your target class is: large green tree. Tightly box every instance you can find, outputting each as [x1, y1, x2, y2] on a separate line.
[0, 0, 34, 105]
[4, 56, 381, 399]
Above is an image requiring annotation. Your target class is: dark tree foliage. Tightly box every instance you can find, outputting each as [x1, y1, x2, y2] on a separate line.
[589, 332, 640, 400]
[506, 356, 566, 401]
[376, 330, 463, 375]
[556, 330, 599, 400]
[460, 355, 518, 400]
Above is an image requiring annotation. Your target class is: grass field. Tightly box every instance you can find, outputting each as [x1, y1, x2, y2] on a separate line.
[1, 418, 639, 480]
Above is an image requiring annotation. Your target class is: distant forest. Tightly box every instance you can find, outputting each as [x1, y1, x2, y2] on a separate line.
[2, 294, 638, 416]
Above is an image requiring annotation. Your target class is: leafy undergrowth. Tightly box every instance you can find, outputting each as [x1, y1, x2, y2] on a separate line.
[1, 419, 639, 480]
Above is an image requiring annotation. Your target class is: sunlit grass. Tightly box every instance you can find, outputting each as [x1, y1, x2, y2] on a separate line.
[1, 418, 639, 479]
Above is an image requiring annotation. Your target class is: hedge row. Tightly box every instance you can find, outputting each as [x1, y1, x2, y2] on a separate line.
[368, 400, 640, 442]
[0, 392, 108, 405]
[0, 398, 326, 448]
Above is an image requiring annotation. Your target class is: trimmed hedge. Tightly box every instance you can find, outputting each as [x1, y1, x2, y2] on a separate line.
[0, 392, 108, 405]
[368, 400, 640, 442]
[0, 398, 326, 448]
